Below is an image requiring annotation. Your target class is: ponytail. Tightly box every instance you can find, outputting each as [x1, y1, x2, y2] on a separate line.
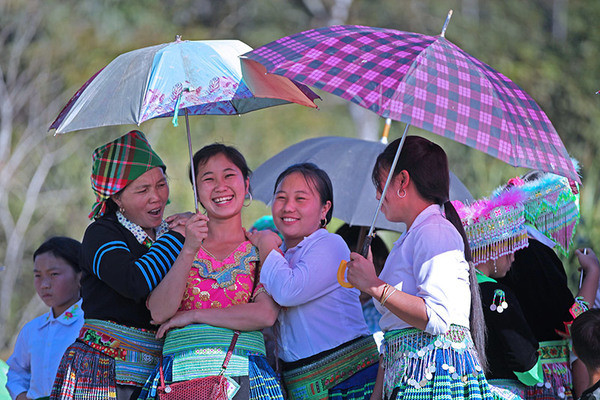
[445, 200, 488, 372]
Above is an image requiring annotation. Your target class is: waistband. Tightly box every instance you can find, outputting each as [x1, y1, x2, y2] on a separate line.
[164, 323, 266, 356]
[79, 319, 163, 386]
[282, 335, 379, 400]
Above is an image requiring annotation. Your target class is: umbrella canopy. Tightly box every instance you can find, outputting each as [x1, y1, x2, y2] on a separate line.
[243, 25, 579, 183]
[250, 136, 473, 232]
[50, 38, 319, 134]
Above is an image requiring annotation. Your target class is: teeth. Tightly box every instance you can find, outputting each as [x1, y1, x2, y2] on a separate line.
[282, 217, 297, 222]
[214, 196, 233, 204]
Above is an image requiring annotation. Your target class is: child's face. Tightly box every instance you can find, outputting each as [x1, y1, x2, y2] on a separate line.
[34, 252, 81, 317]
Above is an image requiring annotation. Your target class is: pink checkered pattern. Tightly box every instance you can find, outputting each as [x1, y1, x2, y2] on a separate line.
[245, 25, 578, 182]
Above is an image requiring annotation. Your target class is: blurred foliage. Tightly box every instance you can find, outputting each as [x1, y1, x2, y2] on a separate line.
[1, 0, 600, 355]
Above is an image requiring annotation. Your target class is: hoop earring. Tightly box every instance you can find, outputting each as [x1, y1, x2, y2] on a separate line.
[397, 189, 406, 199]
[243, 192, 253, 207]
[320, 219, 327, 228]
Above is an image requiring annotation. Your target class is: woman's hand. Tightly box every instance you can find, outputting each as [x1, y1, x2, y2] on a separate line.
[155, 310, 196, 339]
[346, 252, 382, 297]
[574, 247, 600, 308]
[245, 229, 282, 264]
[165, 212, 194, 235]
[182, 213, 209, 251]
[165, 212, 194, 227]
[576, 247, 600, 275]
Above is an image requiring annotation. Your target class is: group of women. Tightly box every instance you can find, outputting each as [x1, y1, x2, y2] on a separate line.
[47, 129, 596, 400]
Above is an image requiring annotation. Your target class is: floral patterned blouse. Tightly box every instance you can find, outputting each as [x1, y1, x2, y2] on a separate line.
[179, 240, 266, 310]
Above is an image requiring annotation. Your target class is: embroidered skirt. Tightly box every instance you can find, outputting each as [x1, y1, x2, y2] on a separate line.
[50, 341, 117, 400]
[523, 340, 572, 400]
[138, 324, 284, 400]
[281, 335, 379, 400]
[382, 325, 496, 400]
[50, 320, 163, 400]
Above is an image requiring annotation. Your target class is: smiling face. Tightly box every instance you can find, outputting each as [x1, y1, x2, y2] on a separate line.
[112, 167, 169, 235]
[272, 172, 331, 249]
[34, 252, 81, 318]
[195, 153, 248, 220]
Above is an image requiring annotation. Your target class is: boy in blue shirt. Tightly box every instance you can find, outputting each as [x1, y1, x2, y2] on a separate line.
[7, 237, 83, 400]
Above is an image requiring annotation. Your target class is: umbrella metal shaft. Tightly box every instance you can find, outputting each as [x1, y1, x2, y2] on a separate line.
[363, 123, 410, 256]
[185, 110, 200, 213]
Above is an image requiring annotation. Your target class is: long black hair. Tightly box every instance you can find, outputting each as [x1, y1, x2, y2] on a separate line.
[372, 135, 487, 371]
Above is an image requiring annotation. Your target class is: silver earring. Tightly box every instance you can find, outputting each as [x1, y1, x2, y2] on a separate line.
[119, 207, 125, 214]
[397, 189, 406, 199]
[243, 192, 253, 207]
[493, 259, 497, 274]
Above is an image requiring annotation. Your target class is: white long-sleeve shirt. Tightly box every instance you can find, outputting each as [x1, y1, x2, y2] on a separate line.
[7, 300, 83, 399]
[260, 229, 370, 362]
[375, 205, 471, 335]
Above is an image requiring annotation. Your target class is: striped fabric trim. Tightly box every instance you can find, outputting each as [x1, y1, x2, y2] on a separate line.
[92, 233, 184, 291]
[93, 241, 129, 278]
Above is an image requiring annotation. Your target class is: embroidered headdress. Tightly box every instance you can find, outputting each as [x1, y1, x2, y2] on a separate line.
[497, 163, 580, 256]
[453, 189, 529, 266]
[89, 130, 166, 219]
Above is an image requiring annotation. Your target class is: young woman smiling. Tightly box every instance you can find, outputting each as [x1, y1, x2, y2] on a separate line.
[140, 144, 284, 400]
[247, 163, 379, 400]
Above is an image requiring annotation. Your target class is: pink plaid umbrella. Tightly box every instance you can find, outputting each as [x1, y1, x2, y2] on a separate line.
[243, 24, 578, 184]
[245, 19, 578, 275]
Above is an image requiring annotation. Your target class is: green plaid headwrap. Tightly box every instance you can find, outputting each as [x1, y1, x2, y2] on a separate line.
[89, 130, 166, 219]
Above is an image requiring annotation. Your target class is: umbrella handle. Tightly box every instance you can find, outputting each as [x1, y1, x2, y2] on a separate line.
[337, 235, 373, 288]
[337, 261, 353, 288]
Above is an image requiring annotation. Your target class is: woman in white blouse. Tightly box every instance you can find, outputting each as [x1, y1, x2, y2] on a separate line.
[247, 163, 379, 400]
[346, 136, 494, 400]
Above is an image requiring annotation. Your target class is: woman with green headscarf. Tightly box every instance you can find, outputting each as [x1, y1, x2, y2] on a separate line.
[51, 130, 208, 400]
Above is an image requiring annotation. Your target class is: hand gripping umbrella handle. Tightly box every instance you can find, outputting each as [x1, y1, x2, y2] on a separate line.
[337, 235, 373, 288]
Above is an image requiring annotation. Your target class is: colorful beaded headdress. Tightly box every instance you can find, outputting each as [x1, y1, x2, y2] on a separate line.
[452, 189, 529, 266]
[498, 165, 580, 256]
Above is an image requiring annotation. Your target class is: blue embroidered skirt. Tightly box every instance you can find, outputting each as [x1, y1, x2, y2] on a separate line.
[138, 324, 283, 400]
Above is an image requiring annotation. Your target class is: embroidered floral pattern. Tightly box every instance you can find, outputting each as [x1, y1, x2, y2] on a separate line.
[192, 242, 259, 287]
[179, 241, 263, 311]
[45, 301, 82, 323]
[79, 327, 127, 360]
